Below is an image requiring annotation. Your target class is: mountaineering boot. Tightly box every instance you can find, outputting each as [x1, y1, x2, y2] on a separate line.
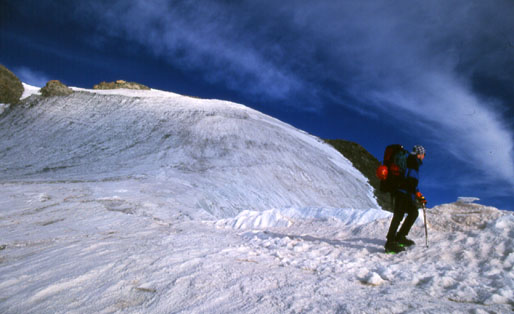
[384, 240, 405, 254]
[396, 236, 415, 247]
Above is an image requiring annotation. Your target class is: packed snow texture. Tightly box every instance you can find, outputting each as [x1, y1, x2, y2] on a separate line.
[0, 103, 9, 115]
[0, 85, 512, 313]
[1, 183, 512, 313]
[1, 85, 377, 219]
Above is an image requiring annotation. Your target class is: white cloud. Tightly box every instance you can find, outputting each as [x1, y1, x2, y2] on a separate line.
[14, 66, 49, 87]
[287, 0, 514, 190]
[369, 72, 514, 188]
[80, 0, 311, 105]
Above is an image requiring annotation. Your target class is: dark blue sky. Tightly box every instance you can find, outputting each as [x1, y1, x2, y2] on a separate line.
[2, 0, 513, 211]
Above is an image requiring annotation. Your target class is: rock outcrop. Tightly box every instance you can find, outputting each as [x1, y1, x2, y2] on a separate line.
[0, 64, 23, 105]
[326, 139, 393, 212]
[40, 80, 74, 97]
[93, 80, 150, 90]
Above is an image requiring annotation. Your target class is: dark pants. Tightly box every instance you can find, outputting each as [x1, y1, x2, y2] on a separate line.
[386, 192, 419, 241]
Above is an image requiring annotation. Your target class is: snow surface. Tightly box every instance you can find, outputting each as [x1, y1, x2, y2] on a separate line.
[0, 103, 8, 115]
[21, 83, 41, 99]
[1, 85, 377, 218]
[0, 85, 513, 313]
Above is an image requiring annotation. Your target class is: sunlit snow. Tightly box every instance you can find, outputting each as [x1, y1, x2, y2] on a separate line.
[0, 85, 512, 313]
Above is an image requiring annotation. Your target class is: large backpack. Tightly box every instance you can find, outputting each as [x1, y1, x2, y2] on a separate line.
[377, 144, 409, 194]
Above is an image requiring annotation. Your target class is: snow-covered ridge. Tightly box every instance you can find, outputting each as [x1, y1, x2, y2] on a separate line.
[1, 84, 378, 219]
[21, 82, 41, 99]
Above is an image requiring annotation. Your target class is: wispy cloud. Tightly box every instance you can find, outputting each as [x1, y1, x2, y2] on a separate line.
[79, 0, 514, 191]
[307, 0, 514, 190]
[78, 1, 312, 105]
[369, 73, 514, 190]
[14, 66, 49, 87]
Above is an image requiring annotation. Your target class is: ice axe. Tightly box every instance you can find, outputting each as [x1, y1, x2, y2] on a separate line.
[422, 203, 428, 248]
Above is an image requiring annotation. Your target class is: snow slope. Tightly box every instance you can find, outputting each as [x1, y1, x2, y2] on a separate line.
[1, 84, 377, 219]
[0, 183, 512, 313]
[0, 85, 512, 313]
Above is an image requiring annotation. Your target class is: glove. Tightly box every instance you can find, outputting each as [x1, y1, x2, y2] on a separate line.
[416, 191, 427, 205]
